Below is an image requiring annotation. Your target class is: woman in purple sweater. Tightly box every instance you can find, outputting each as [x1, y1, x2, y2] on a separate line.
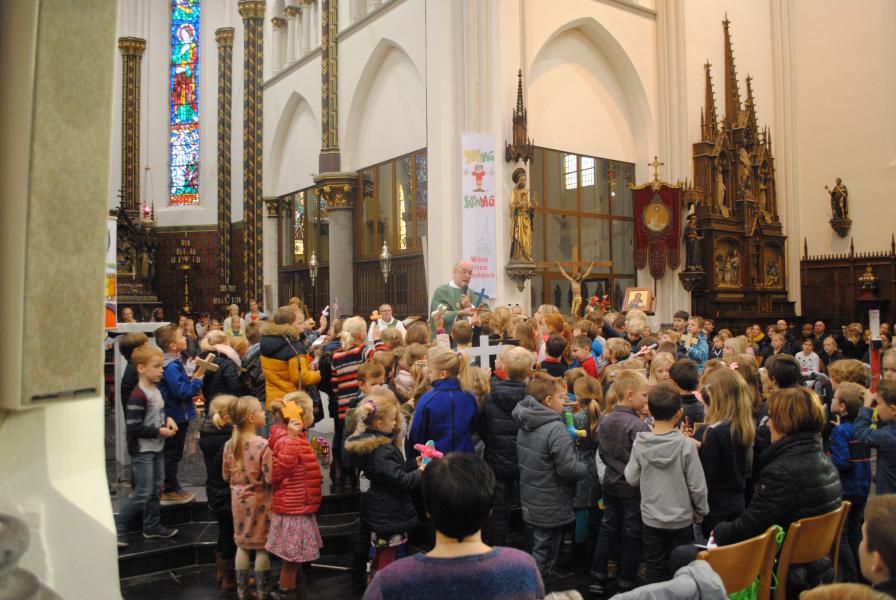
[363, 453, 545, 600]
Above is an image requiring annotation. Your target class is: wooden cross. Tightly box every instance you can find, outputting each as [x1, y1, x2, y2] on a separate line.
[194, 353, 219, 374]
[649, 156, 664, 182]
[465, 335, 506, 368]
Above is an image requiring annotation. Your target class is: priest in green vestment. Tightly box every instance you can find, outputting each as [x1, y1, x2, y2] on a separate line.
[429, 261, 490, 333]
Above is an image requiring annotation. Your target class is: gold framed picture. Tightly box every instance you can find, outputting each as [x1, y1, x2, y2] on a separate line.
[642, 200, 671, 233]
[622, 287, 653, 313]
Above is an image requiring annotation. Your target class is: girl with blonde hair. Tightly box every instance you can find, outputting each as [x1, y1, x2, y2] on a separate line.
[514, 319, 540, 358]
[266, 392, 322, 598]
[344, 388, 423, 579]
[408, 347, 479, 455]
[647, 352, 675, 385]
[698, 368, 756, 534]
[222, 396, 273, 597]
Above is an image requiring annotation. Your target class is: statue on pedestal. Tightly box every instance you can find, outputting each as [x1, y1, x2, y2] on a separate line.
[738, 147, 752, 190]
[683, 213, 704, 269]
[509, 167, 535, 262]
[826, 178, 851, 237]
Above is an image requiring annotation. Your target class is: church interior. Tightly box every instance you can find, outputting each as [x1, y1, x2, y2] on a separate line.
[2, 0, 896, 598]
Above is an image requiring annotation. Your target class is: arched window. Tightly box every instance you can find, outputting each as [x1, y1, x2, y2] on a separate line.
[169, 0, 200, 205]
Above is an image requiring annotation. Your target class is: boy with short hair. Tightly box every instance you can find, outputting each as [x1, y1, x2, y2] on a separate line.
[855, 381, 896, 495]
[512, 371, 586, 576]
[683, 317, 709, 373]
[591, 370, 651, 595]
[625, 382, 708, 584]
[860, 494, 896, 596]
[118, 332, 149, 412]
[669, 359, 704, 429]
[672, 310, 690, 335]
[571, 335, 598, 378]
[481, 346, 533, 546]
[710, 335, 724, 360]
[830, 382, 872, 581]
[606, 337, 632, 366]
[451, 319, 474, 358]
[156, 324, 204, 504]
[116, 345, 179, 546]
[539, 334, 569, 379]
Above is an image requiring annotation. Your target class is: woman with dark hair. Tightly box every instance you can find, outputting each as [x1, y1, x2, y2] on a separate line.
[362, 454, 544, 600]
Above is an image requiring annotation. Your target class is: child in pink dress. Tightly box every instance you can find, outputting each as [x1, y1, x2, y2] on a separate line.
[266, 392, 323, 599]
[223, 396, 273, 599]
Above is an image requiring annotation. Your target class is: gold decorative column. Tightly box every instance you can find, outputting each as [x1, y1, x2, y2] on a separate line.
[118, 37, 146, 216]
[215, 27, 234, 286]
[319, 0, 340, 172]
[239, 0, 265, 302]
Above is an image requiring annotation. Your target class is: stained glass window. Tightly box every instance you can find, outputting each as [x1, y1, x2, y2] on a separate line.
[169, 0, 200, 205]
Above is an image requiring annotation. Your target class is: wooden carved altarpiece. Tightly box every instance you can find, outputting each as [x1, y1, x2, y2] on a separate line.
[682, 18, 795, 327]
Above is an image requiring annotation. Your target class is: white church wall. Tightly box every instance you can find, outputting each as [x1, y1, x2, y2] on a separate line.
[789, 0, 896, 256]
[339, 0, 427, 172]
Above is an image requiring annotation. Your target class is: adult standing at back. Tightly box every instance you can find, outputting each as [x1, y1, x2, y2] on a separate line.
[367, 304, 406, 341]
[260, 306, 321, 411]
[429, 261, 478, 334]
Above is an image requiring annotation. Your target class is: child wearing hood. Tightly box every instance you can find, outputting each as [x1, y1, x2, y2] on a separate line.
[512, 371, 587, 576]
[624, 382, 708, 584]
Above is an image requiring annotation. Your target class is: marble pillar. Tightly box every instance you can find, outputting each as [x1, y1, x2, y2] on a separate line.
[118, 37, 146, 216]
[215, 27, 234, 285]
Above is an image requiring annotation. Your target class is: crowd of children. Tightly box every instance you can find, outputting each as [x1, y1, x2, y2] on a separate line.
[114, 300, 896, 599]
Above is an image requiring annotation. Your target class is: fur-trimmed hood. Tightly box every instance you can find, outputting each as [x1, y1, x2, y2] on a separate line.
[260, 322, 302, 340]
[344, 430, 397, 455]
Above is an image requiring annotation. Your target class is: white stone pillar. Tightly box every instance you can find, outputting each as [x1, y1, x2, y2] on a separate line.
[368, 0, 382, 12]
[350, 0, 364, 24]
[271, 17, 286, 74]
[285, 5, 297, 64]
[301, 1, 312, 53]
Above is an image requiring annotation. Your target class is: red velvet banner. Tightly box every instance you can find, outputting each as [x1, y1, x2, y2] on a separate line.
[633, 184, 682, 280]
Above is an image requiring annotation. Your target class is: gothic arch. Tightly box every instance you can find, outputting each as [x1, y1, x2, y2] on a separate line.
[528, 17, 655, 162]
[268, 91, 318, 194]
[343, 38, 425, 170]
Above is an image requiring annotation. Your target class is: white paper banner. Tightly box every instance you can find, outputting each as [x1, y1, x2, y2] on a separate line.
[461, 133, 497, 298]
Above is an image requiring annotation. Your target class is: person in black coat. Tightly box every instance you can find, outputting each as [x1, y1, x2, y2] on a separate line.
[199, 395, 237, 592]
[118, 332, 149, 412]
[717, 387, 841, 597]
[344, 390, 423, 577]
[200, 339, 249, 401]
[478, 346, 533, 545]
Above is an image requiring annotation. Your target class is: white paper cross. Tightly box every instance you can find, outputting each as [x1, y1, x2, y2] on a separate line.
[465, 335, 506, 367]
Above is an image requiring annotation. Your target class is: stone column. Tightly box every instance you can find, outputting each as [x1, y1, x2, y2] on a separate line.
[284, 5, 298, 64]
[349, 0, 364, 24]
[300, 1, 312, 54]
[215, 27, 234, 285]
[271, 16, 286, 74]
[239, 0, 265, 302]
[314, 174, 357, 314]
[368, 0, 382, 12]
[319, 0, 339, 172]
[118, 37, 146, 216]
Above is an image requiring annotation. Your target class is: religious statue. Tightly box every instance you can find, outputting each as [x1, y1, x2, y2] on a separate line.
[556, 261, 595, 316]
[726, 249, 740, 285]
[765, 259, 780, 287]
[509, 168, 535, 262]
[714, 169, 727, 213]
[683, 213, 704, 269]
[825, 178, 849, 220]
[738, 147, 752, 190]
[758, 178, 769, 213]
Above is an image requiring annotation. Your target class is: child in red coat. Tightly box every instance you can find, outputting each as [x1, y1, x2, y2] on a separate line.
[266, 392, 323, 599]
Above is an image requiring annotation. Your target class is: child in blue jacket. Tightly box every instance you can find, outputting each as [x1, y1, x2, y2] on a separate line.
[830, 382, 872, 582]
[156, 324, 205, 504]
[408, 346, 478, 457]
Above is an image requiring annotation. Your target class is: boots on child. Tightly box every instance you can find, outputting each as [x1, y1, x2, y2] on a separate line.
[255, 569, 273, 599]
[236, 569, 250, 600]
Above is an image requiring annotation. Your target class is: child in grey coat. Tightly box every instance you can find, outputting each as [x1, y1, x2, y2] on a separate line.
[513, 371, 586, 576]
[625, 383, 708, 584]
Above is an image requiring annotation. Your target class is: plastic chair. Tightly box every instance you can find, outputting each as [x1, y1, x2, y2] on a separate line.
[698, 526, 779, 600]
[773, 500, 852, 600]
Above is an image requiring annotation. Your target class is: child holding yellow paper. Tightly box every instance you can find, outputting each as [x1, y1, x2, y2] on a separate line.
[266, 392, 323, 599]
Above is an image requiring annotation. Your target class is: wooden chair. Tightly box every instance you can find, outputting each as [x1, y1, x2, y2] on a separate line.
[698, 526, 779, 600]
[773, 500, 852, 600]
